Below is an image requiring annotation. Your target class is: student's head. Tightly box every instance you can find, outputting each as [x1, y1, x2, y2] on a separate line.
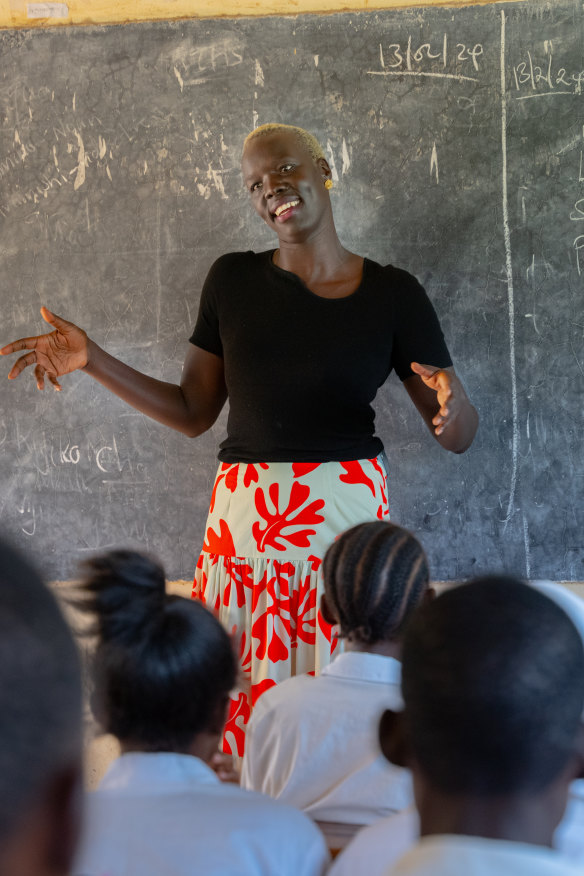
[78, 550, 237, 757]
[322, 521, 430, 648]
[380, 575, 584, 840]
[241, 123, 333, 240]
[0, 537, 82, 876]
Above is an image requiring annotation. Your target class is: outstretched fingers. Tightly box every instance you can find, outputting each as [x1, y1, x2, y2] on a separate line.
[34, 363, 45, 390]
[410, 361, 438, 381]
[0, 334, 44, 357]
[40, 306, 71, 332]
[411, 362, 455, 435]
[7, 350, 39, 380]
[47, 371, 62, 391]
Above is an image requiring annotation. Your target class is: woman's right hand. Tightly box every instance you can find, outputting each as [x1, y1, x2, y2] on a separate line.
[0, 307, 89, 390]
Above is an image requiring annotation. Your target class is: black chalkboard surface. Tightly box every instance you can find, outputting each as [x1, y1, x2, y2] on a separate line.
[1, 0, 582, 581]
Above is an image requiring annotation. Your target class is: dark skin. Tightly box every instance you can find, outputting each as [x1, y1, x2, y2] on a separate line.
[1, 130, 477, 453]
[319, 590, 435, 659]
[0, 762, 82, 876]
[380, 709, 584, 848]
[118, 700, 240, 784]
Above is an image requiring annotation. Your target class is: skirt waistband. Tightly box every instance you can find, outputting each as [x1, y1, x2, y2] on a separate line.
[200, 457, 389, 562]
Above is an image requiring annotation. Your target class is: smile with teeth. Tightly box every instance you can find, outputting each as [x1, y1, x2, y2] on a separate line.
[274, 199, 300, 217]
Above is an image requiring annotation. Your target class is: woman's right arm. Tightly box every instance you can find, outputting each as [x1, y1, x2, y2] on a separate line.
[1, 307, 227, 438]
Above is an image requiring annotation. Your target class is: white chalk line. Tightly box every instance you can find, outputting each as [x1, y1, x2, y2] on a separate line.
[522, 514, 531, 577]
[366, 70, 479, 83]
[500, 10, 520, 531]
[515, 90, 573, 100]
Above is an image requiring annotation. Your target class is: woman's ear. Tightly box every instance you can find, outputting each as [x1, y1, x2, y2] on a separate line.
[316, 157, 332, 180]
[379, 709, 410, 768]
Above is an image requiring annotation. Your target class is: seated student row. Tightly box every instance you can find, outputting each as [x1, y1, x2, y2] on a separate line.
[1, 525, 583, 876]
[74, 520, 584, 875]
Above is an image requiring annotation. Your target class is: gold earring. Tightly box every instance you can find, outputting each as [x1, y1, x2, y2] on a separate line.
[324, 179, 333, 190]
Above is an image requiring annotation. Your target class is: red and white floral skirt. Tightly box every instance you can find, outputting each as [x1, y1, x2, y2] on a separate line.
[192, 457, 389, 756]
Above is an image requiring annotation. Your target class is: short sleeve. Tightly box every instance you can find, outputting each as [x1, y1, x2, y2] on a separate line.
[390, 270, 452, 381]
[189, 259, 224, 357]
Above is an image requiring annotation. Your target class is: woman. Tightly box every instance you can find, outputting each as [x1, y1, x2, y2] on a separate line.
[1, 123, 478, 754]
[72, 549, 329, 876]
[241, 520, 431, 835]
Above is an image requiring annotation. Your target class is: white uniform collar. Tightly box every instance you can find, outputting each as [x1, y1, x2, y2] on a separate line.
[99, 751, 219, 794]
[320, 650, 401, 684]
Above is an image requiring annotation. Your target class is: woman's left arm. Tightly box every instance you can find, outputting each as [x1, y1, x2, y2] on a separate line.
[403, 362, 478, 454]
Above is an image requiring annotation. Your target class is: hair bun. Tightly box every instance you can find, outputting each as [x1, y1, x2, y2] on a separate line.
[78, 549, 166, 645]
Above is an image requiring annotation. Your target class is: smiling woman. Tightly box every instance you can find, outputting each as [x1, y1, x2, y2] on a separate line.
[0, 122, 478, 756]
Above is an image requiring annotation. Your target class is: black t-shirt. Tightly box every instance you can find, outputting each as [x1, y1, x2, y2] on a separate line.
[190, 250, 452, 463]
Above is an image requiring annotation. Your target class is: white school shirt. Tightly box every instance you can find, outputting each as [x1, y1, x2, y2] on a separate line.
[240, 651, 412, 824]
[330, 783, 584, 876]
[383, 835, 583, 876]
[328, 807, 417, 876]
[73, 751, 329, 876]
[555, 779, 584, 863]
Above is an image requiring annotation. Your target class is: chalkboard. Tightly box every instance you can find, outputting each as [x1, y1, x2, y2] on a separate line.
[0, 0, 582, 581]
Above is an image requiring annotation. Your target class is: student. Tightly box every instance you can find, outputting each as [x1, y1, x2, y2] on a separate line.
[374, 576, 584, 876]
[533, 582, 584, 864]
[0, 536, 83, 876]
[330, 580, 584, 875]
[241, 520, 429, 828]
[72, 549, 329, 876]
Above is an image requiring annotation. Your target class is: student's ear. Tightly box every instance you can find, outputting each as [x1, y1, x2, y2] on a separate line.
[379, 709, 410, 768]
[422, 587, 436, 606]
[319, 593, 338, 627]
[89, 687, 107, 730]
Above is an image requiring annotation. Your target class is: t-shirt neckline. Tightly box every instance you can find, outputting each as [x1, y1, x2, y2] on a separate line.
[266, 249, 368, 302]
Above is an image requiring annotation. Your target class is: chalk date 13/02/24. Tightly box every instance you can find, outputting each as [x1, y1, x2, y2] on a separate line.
[378, 35, 484, 75]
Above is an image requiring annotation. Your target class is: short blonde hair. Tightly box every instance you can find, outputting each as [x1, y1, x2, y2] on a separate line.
[243, 123, 326, 163]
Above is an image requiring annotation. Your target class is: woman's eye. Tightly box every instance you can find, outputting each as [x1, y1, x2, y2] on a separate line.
[281, 164, 294, 173]
[250, 182, 262, 192]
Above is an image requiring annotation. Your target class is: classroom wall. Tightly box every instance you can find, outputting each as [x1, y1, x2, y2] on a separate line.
[0, 0, 522, 30]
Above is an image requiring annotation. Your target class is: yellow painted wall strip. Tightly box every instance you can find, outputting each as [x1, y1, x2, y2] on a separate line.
[1, 0, 524, 31]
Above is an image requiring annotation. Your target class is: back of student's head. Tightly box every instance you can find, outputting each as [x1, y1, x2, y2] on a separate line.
[0, 536, 82, 875]
[322, 521, 429, 644]
[400, 575, 584, 796]
[78, 549, 237, 750]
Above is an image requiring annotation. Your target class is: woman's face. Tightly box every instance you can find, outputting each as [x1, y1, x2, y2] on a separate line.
[241, 131, 332, 242]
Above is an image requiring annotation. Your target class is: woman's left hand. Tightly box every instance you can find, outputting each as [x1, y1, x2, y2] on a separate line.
[410, 362, 463, 436]
[405, 362, 478, 453]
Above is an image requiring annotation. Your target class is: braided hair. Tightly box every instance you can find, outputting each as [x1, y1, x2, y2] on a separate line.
[323, 521, 429, 645]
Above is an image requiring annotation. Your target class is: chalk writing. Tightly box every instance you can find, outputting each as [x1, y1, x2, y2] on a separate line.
[17, 494, 37, 537]
[170, 38, 243, 87]
[572, 127, 584, 276]
[512, 43, 584, 99]
[0, 138, 36, 181]
[368, 34, 483, 83]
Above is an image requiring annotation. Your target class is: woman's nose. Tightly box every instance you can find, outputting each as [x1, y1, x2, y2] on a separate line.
[264, 174, 287, 197]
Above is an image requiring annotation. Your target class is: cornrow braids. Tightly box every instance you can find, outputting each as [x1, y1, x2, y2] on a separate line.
[323, 521, 429, 645]
[243, 123, 326, 163]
